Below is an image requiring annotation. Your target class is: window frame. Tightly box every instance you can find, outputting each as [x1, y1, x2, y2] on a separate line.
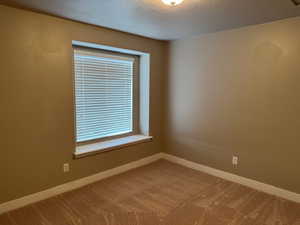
[73, 46, 140, 146]
[72, 41, 151, 158]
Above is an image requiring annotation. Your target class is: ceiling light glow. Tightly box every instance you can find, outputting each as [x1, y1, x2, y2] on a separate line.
[162, 0, 184, 6]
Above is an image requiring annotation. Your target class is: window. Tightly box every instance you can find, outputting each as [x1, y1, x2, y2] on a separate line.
[74, 47, 136, 143]
[73, 41, 151, 158]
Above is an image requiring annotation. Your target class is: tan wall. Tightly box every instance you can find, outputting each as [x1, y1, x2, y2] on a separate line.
[1, 3, 300, 204]
[165, 17, 300, 193]
[0, 5, 167, 204]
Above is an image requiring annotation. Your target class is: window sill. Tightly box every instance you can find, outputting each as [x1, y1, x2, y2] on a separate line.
[74, 135, 153, 159]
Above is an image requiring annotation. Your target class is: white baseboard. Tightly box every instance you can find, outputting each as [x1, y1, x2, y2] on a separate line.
[161, 153, 300, 203]
[1, 152, 299, 215]
[0, 153, 163, 215]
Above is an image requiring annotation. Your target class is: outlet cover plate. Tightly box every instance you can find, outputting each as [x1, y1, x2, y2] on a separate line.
[63, 163, 70, 173]
[232, 156, 238, 166]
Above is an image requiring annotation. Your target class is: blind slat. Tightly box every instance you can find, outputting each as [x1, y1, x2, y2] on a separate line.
[74, 48, 134, 142]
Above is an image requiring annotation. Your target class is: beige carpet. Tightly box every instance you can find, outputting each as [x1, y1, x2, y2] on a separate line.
[0, 160, 299, 225]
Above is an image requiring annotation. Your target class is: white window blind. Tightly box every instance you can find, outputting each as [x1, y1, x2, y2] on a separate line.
[74, 47, 134, 142]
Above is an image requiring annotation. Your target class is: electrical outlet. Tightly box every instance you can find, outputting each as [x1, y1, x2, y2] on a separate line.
[232, 156, 238, 166]
[63, 163, 70, 173]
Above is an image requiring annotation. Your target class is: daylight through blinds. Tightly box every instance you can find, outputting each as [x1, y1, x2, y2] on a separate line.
[74, 48, 134, 142]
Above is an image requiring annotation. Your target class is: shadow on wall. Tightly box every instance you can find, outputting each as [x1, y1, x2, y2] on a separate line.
[166, 135, 235, 173]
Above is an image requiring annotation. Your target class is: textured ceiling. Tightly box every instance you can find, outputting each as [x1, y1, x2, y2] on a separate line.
[2, 0, 300, 40]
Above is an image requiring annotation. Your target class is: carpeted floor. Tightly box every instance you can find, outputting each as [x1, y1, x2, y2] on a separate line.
[0, 160, 299, 225]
